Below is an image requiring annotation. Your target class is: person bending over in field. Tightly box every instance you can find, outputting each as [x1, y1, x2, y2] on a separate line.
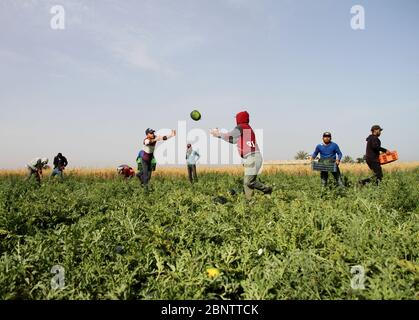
[186, 143, 200, 184]
[26, 157, 49, 185]
[137, 128, 176, 190]
[210, 111, 272, 200]
[359, 125, 391, 186]
[309, 132, 344, 188]
[51, 153, 68, 179]
[117, 165, 135, 179]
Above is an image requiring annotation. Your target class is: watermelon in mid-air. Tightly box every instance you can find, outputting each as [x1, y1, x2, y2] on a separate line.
[190, 110, 201, 121]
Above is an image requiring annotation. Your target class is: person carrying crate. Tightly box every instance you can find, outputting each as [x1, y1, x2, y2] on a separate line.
[359, 125, 391, 186]
[309, 132, 344, 187]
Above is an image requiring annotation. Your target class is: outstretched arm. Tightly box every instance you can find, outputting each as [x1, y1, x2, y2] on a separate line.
[152, 129, 177, 143]
[210, 127, 242, 144]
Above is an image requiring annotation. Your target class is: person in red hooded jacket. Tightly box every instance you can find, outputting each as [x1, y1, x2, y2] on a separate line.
[210, 111, 272, 199]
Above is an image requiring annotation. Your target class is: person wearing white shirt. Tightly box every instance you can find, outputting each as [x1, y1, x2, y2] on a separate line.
[137, 128, 176, 190]
[186, 143, 200, 183]
[26, 157, 49, 184]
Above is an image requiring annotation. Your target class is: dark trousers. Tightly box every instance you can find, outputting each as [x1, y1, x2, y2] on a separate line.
[360, 160, 383, 185]
[139, 159, 152, 186]
[26, 168, 41, 184]
[187, 164, 198, 183]
[318, 158, 343, 187]
[320, 167, 343, 187]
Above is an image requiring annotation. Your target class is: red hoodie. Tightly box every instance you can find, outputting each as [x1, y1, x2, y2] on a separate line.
[222, 111, 259, 158]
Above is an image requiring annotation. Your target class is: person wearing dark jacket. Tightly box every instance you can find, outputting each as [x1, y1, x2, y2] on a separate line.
[210, 111, 272, 200]
[51, 153, 68, 178]
[359, 125, 391, 185]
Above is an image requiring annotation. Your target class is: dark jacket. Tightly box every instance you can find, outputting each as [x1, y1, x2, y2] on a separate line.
[53, 155, 68, 169]
[366, 135, 387, 162]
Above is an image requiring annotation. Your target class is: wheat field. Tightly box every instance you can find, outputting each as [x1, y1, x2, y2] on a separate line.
[1, 162, 418, 178]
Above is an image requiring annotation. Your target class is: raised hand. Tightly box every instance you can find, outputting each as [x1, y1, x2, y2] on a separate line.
[210, 128, 220, 137]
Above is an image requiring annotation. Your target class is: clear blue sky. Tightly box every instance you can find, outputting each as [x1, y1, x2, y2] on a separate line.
[1, 0, 418, 168]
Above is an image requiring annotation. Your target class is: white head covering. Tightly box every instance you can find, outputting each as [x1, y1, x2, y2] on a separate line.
[41, 158, 49, 164]
[117, 165, 128, 174]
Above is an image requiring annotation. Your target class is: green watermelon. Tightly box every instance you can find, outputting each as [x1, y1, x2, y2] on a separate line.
[190, 110, 201, 121]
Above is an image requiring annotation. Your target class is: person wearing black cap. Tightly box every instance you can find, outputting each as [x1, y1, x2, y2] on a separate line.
[137, 128, 176, 189]
[359, 125, 390, 185]
[309, 132, 344, 187]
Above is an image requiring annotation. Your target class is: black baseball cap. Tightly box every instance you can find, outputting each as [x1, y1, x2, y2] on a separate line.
[145, 128, 155, 135]
[323, 132, 332, 137]
[371, 125, 383, 131]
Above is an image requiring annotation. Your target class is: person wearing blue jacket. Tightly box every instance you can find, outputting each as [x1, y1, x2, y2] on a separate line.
[309, 132, 344, 187]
